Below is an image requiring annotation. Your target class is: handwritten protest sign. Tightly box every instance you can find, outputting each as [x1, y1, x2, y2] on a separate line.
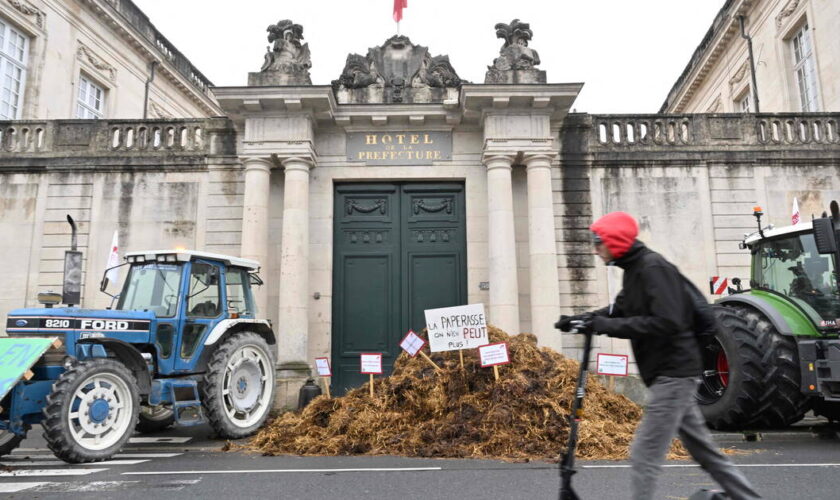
[479, 342, 510, 381]
[314, 357, 332, 398]
[360, 353, 383, 398]
[479, 342, 510, 367]
[0, 337, 58, 400]
[425, 303, 488, 353]
[399, 330, 425, 357]
[596, 353, 629, 376]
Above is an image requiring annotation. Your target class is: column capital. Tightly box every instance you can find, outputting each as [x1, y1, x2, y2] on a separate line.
[523, 152, 557, 170]
[482, 153, 516, 171]
[241, 156, 273, 172]
[279, 155, 315, 173]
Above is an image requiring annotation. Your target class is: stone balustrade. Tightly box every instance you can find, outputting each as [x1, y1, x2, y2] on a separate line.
[585, 113, 840, 150]
[0, 118, 235, 158]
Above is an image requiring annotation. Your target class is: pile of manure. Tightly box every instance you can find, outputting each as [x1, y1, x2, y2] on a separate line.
[248, 327, 687, 461]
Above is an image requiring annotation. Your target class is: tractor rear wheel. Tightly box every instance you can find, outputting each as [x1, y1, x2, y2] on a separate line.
[202, 332, 276, 438]
[0, 429, 24, 457]
[42, 359, 139, 463]
[697, 305, 810, 429]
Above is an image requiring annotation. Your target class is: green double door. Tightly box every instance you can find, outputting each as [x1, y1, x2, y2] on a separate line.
[331, 182, 467, 394]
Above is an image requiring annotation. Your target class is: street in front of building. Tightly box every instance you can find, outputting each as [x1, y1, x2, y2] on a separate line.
[1, 421, 839, 499]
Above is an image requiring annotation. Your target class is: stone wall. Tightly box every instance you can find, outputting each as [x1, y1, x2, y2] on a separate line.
[558, 112, 840, 379]
[0, 117, 237, 321]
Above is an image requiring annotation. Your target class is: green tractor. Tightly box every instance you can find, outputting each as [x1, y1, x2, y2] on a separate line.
[698, 204, 840, 429]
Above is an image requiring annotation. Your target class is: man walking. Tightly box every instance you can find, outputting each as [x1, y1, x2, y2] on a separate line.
[557, 211, 761, 500]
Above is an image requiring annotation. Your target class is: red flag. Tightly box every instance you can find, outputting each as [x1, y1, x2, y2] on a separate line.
[393, 0, 408, 23]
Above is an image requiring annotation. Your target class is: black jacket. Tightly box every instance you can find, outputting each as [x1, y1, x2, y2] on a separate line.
[591, 241, 702, 386]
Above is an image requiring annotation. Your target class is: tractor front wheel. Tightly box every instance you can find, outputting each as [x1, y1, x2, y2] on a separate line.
[42, 359, 139, 463]
[202, 332, 276, 438]
[136, 405, 175, 433]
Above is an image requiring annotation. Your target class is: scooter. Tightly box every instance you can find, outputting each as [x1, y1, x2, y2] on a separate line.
[558, 325, 592, 500]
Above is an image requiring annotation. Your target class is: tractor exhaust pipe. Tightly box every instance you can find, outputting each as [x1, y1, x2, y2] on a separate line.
[62, 215, 83, 307]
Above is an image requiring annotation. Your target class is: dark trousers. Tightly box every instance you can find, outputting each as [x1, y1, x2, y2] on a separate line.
[630, 376, 762, 500]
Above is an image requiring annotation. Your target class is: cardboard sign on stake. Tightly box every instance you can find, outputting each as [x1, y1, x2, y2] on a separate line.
[478, 342, 510, 381]
[596, 353, 629, 377]
[424, 303, 489, 353]
[360, 353, 383, 398]
[400, 330, 441, 371]
[314, 357, 332, 398]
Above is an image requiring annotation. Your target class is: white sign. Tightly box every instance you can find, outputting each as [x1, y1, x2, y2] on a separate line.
[596, 353, 629, 376]
[478, 342, 510, 367]
[315, 357, 332, 377]
[400, 330, 426, 358]
[360, 353, 383, 374]
[425, 303, 488, 352]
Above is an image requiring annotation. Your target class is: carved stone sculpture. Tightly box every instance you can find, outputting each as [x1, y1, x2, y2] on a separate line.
[332, 35, 462, 104]
[485, 19, 547, 84]
[248, 19, 312, 86]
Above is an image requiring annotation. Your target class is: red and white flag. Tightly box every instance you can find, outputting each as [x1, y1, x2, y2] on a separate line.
[105, 230, 120, 288]
[792, 197, 801, 225]
[393, 0, 408, 23]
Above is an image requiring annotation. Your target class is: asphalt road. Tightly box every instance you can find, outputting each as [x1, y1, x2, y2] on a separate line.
[2, 420, 839, 499]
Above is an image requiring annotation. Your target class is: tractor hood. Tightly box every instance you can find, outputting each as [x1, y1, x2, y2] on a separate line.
[6, 307, 154, 337]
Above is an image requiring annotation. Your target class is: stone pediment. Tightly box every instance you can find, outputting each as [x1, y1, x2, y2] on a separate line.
[332, 35, 463, 104]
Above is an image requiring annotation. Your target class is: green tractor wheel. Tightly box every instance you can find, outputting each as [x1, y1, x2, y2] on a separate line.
[697, 305, 810, 429]
[42, 359, 140, 463]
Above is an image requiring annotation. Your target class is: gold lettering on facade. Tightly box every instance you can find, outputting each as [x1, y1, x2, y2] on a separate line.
[381, 134, 392, 145]
[424, 134, 433, 144]
[410, 134, 420, 144]
[365, 134, 377, 145]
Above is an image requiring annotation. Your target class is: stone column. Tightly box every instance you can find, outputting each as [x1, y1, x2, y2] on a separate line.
[525, 154, 562, 351]
[239, 157, 273, 315]
[484, 154, 520, 334]
[277, 157, 313, 367]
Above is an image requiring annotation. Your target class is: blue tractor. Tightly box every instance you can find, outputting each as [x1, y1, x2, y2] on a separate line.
[1, 245, 277, 463]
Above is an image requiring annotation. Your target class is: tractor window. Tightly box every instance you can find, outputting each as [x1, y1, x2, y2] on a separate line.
[226, 269, 254, 316]
[187, 262, 221, 318]
[117, 263, 182, 317]
[754, 233, 840, 325]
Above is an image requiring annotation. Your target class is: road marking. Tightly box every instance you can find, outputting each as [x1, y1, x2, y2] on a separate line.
[0, 482, 49, 493]
[128, 437, 192, 444]
[0, 468, 108, 477]
[1, 459, 149, 467]
[124, 466, 444, 476]
[583, 463, 840, 469]
[5, 453, 181, 460]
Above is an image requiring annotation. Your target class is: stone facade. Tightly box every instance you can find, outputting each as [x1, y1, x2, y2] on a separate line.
[661, 0, 840, 113]
[4, 8, 840, 407]
[0, 0, 219, 120]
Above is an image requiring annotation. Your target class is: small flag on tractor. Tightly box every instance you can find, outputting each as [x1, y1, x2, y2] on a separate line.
[709, 276, 729, 295]
[792, 197, 801, 225]
[104, 230, 120, 289]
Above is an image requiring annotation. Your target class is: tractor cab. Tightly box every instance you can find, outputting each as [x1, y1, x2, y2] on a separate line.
[112, 250, 262, 374]
[744, 223, 840, 331]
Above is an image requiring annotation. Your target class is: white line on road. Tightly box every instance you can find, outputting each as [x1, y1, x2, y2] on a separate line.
[5, 453, 181, 460]
[583, 463, 840, 469]
[0, 468, 108, 477]
[124, 466, 444, 476]
[128, 437, 192, 444]
[0, 482, 49, 493]
[1, 459, 149, 467]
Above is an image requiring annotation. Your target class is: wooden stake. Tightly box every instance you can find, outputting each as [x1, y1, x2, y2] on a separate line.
[324, 378, 331, 399]
[493, 365, 500, 381]
[419, 351, 441, 371]
[459, 350, 464, 370]
[608, 376, 616, 392]
[22, 370, 34, 381]
[369, 374, 374, 398]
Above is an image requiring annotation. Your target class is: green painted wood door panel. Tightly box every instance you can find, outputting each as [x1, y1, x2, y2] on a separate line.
[332, 182, 466, 394]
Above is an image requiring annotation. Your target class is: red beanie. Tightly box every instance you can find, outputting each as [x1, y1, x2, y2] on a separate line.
[590, 212, 638, 259]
